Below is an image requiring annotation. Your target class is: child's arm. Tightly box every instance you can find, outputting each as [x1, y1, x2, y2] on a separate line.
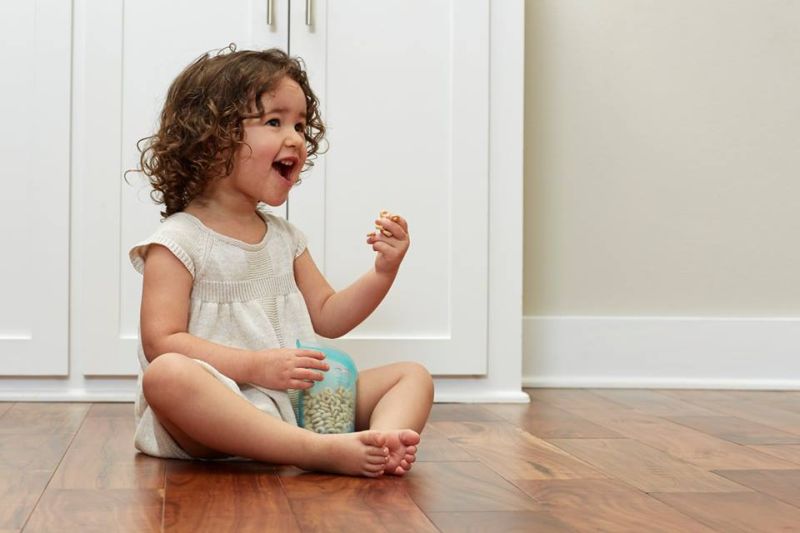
[295, 214, 410, 338]
[140, 245, 328, 388]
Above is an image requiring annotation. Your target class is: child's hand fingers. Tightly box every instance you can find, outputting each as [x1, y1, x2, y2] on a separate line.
[372, 240, 403, 257]
[294, 368, 325, 382]
[297, 356, 329, 371]
[289, 378, 316, 390]
[373, 210, 409, 240]
[378, 210, 408, 229]
[374, 217, 408, 241]
[390, 214, 409, 233]
[298, 350, 326, 360]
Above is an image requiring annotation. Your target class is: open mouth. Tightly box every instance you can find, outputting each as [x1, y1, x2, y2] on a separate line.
[273, 159, 296, 181]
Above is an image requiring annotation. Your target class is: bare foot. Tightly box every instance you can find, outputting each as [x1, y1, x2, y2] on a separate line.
[301, 431, 390, 477]
[381, 429, 420, 476]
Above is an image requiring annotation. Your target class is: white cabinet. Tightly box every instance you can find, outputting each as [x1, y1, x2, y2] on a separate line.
[73, 0, 491, 377]
[0, 0, 524, 400]
[0, 0, 71, 375]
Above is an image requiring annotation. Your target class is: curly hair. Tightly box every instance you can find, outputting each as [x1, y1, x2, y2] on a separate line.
[132, 45, 325, 217]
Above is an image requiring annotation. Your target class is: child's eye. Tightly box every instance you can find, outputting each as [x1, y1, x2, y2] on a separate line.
[295, 123, 306, 133]
[265, 118, 280, 127]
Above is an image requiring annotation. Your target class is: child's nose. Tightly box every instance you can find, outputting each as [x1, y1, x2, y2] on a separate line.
[285, 129, 304, 147]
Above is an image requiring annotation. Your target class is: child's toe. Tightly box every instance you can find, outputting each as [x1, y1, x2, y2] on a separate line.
[399, 430, 421, 446]
[368, 446, 389, 457]
[367, 455, 388, 465]
[365, 462, 386, 474]
[362, 430, 387, 449]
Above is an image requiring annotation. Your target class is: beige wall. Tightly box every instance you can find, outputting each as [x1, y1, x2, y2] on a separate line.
[523, 0, 800, 317]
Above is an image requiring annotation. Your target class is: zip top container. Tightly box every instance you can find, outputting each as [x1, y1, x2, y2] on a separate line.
[293, 339, 358, 434]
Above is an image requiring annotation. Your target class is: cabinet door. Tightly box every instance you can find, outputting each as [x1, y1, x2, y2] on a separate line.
[73, 0, 288, 375]
[0, 0, 71, 375]
[289, 0, 490, 374]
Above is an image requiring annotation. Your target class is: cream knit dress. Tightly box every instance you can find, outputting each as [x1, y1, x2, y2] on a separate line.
[129, 207, 317, 459]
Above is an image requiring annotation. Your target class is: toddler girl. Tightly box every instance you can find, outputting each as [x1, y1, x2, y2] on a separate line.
[129, 46, 433, 477]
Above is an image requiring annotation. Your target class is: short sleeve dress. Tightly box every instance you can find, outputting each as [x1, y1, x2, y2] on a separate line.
[129, 207, 317, 459]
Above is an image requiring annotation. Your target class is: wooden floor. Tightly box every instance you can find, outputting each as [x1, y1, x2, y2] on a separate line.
[2, 390, 800, 532]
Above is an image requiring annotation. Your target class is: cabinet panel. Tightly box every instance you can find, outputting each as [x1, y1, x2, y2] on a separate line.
[0, 0, 70, 375]
[73, 0, 490, 376]
[289, 0, 489, 374]
[73, 0, 288, 375]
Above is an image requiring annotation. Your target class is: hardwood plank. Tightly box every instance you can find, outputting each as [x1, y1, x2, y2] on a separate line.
[652, 491, 800, 532]
[48, 414, 164, 489]
[526, 389, 633, 413]
[668, 415, 800, 445]
[0, 403, 89, 470]
[517, 479, 716, 532]
[405, 461, 542, 513]
[415, 424, 475, 462]
[548, 438, 748, 493]
[165, 461, 298, 532]
[0, 432, 83, 471]
[723, 390, 800, 412]
[0, 404, 90, 530]
[280, 471, 437, 532]
[287, 511, 430, 533]
[430, 421, 607, 481]
[714, 469, 800, 508]
[749, 444, 800, 466]
[590, 389, 718, 416]
[428, 404, 504, 422]
[0, 403, 90, 435]
[662, 390, 800, 435]
[579, 410, 796, 470]
[482, 402, 622, 439]
[85, 403, 134, 418]
[0, 403, 12, 418]
[0, 469, 52, 530]
[427, 511, 575, 532]
[23, 489, 162, 533]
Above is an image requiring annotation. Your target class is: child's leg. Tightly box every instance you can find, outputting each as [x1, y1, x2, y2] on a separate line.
[142, 353, 391, 477]
[355, 362, 434, 475]
[355, 362, 434, 432]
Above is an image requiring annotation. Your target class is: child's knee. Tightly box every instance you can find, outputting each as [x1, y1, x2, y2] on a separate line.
[401, 362, 434, 398]
[141, 352, 192, 405]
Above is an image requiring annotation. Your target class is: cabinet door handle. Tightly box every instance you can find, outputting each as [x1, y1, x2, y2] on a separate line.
[305, 0, 313, 26]
[267, 0, 273, 25]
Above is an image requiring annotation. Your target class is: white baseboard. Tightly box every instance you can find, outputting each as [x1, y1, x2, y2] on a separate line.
[0, 391, 136, 402]
[433, 385, 530, 403]
[523, 316, 800, 390]
[0, 377, 530, 403]
[0, 377, 138, 402]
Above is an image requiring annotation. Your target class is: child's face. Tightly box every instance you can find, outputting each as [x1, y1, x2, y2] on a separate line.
[230, 76, 308, 207]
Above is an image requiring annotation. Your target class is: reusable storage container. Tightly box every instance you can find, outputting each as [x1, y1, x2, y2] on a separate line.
[292, 340, 357, 434]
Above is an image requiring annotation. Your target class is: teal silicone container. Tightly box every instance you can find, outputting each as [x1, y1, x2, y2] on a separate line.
[293, 339, 358, 433]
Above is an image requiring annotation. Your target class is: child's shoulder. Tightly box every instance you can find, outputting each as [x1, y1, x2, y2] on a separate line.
[129, 212, 208, 277]
[160, 211, 207, 233]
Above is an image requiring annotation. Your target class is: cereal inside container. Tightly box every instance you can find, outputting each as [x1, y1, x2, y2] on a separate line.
[291, 340, 357, 434]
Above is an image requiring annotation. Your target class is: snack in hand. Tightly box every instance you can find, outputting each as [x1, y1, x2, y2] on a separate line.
[375, 209, 394, 237]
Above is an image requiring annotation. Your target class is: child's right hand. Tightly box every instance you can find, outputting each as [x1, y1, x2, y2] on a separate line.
[251, 348, 329, 390]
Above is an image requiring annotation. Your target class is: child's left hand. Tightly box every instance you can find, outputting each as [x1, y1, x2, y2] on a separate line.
[367, 211, 410, 276]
